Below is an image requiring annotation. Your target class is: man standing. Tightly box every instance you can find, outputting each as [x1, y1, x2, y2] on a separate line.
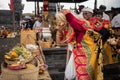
[33, 16, 43, 31]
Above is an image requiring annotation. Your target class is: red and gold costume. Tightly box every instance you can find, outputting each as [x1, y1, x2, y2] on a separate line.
[65, 13, 103, 80]
[89, 18, 114, 65]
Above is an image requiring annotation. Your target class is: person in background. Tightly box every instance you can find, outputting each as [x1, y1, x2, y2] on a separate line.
[82, 7, 93, 20]
[99, 5, 110, 21]
[82, 7, 117, 65]
[111, 9, 120, 63]
[111, 7, 118, 19]
[24, 16, 33, 30]
[31, 17, 36, 29]
[94, 10, 116, 64]
[20, 18, 26, 30]
[33, 16, 43, 31]
[50, 25, 58, 47]
[1, 26, 9, 38]
[111, 9, 120, 29]
[93, 10, 112, 38]
[33, 16, 43, 41]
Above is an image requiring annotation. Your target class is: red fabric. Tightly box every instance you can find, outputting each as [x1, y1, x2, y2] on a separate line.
[67, 32, 75, 43]
[89, 18, 111, 31]
[59, 30, 68, 41]
[10, 0, 14, 11]
[72, 46, 91, 80]
[43, 0, 48, 11]
[38, 28, 43, 32]
[65, 13, 87, 43]
[64, 30, 68, 36]
[59, 35, 64, 41]
[65, 13, 95, 80]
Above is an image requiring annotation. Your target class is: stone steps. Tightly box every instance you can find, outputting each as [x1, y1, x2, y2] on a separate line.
[43, 47, 67, 80]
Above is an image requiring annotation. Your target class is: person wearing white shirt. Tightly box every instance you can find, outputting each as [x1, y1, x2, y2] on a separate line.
[103, 12, 110, 20]
[111, 13, 120, 28]
[33, 16, 43, 31]
[33, 16, 43, 40]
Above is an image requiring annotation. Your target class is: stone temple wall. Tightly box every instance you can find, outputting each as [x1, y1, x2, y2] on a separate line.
[43, 47, 67, 80]
[0, 10, 13, 25]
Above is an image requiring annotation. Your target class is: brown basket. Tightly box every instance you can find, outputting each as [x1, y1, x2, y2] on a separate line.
[1, 58, 39, 80]
[38, 40, 52, 48]
[5, 56, 34, 65]
[20, 30, 36, 45]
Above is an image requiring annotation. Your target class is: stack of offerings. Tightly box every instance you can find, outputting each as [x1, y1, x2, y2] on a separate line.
[39, 27, 52, 48]
[1, 45, 39, 80]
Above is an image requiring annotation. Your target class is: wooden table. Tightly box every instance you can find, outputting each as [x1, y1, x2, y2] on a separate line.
[38, 70, 52, 80]
[34, 48, 52, 80]
[36, 56, 52, 80]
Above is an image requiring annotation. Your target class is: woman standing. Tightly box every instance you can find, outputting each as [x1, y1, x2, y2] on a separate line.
[56, 10, 103, 80]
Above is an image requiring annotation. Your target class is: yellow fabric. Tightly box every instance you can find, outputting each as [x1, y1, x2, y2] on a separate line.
[70, 30, 103, 80]
[82, 30, 103, 80]
[103, 42, 113, 64]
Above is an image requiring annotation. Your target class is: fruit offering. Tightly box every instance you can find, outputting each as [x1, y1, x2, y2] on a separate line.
[4, 45, 33, 65]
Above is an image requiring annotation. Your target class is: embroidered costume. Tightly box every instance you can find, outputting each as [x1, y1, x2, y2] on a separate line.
[65, 13, 103, 80]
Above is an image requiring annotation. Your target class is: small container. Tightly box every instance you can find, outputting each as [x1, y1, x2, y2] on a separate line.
[39, 64, 48, 70]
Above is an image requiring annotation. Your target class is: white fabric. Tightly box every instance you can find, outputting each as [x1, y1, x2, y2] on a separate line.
[24, 16, 31, 19]
[82, 7, 93, 13]
[65, 53, 76, 80]
[68, 43, 73, 51]
[65, 43, 76, 80]
[111, 14, 120, 28]
[78, 12, 84, 19]
[102, 12, 110, 21]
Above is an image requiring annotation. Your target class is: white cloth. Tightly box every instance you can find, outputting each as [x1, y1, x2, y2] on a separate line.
[82, 7, 93, 13]
[102, 12, 110, 21]
[24, 16, 31, 19]
[111, 14, 120, 28]
[65, 43, 76, 80]
[65, 53, 76, 80]
[78, 12, 84, 19]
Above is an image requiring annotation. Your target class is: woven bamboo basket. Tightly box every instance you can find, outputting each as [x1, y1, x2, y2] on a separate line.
[38, 40, 52, 48]
[0, 58, 39, 80]
[5, 56, 34, 65]
[20, 30, 37, 45]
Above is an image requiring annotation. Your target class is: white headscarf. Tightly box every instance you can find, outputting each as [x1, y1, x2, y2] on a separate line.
[82, 7, 93, 13]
